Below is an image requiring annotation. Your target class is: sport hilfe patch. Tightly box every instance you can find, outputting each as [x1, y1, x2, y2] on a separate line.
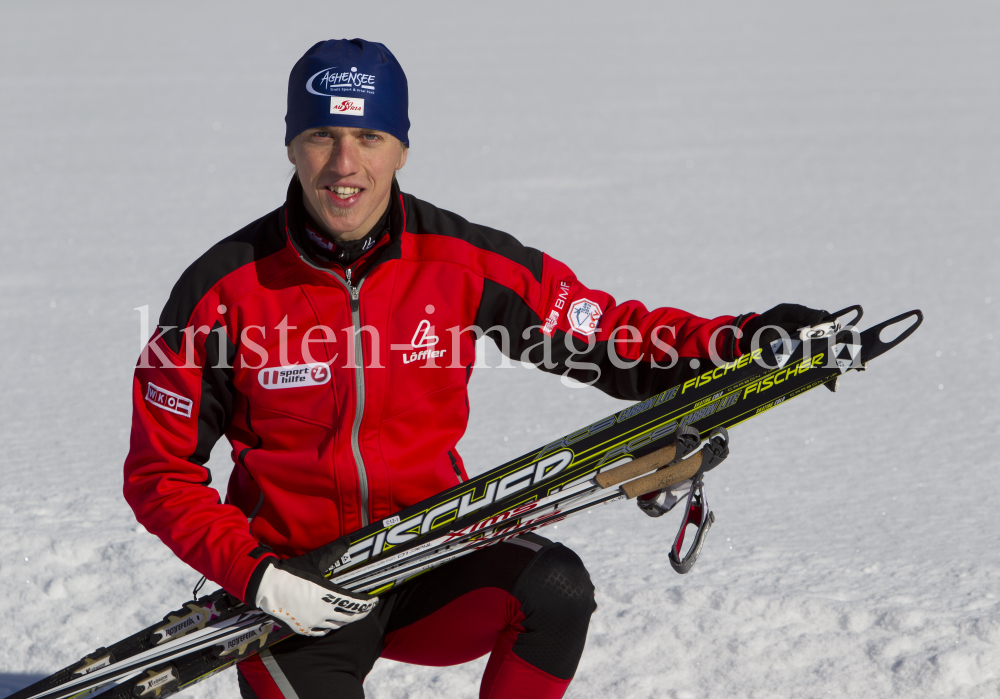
[258, 364, 332, 389]
[331, 97, 364, 115]
[145, 383, 193, 418]
[568, 298, 603, 336]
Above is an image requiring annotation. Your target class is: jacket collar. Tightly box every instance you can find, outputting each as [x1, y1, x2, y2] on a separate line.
[283, 176, 404, 280]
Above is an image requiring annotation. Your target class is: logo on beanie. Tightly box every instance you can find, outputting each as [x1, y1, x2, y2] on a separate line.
[307, 66, 376, 96]
[331, 97, 364, 116]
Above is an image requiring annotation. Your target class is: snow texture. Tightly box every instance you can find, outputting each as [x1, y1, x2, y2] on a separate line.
[1, 1, 998, 697]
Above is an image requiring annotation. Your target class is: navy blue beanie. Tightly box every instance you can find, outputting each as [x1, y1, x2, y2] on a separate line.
[285, 39, 409, 146]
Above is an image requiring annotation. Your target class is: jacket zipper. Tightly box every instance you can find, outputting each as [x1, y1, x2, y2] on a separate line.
[343, 267, 371, 527]
[292, 249, 373, 528]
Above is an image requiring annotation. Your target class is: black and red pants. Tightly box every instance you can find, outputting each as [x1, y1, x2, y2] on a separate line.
[237, 535, 596, 699]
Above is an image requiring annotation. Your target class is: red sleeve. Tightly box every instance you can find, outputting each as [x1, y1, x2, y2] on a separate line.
[538, 253, 744, 361]
[474, 249, 748, 400]
[401, 193, 748, 399]
[123, 325, 275, 602]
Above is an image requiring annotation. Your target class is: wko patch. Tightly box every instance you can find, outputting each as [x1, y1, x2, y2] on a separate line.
[145, 383, 193, 418]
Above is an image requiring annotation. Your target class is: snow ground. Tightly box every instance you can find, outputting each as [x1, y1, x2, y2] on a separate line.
[1, 1, 998, 697]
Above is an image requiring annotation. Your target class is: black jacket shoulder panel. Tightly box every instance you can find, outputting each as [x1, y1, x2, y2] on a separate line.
[158, 207, 287, 351]
[401, 192, 544, 283]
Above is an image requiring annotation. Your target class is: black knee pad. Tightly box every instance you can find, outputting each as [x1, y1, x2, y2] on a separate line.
[510, 538, 597, 679]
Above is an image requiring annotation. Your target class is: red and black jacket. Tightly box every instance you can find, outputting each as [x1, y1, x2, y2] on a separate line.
[123, 179, 746, 601]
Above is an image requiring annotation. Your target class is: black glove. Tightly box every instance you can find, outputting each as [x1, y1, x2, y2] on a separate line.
[738, 304, 829, 356]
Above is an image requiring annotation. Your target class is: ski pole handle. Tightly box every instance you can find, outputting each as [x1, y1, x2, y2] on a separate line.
[620, 428, 730, 499]
[594, 444, 678, 488]
[594, 426, 701, 488]
[620, 451, 706, 499]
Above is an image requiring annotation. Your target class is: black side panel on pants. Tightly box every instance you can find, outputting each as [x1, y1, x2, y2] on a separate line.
[386, 533, 596, 680]
[254, 605, 389, 699]
[510, 542, 597, 680]
[384, 538, 536, 633]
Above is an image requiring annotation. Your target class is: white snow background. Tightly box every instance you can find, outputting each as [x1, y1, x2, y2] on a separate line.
[1, 1, 998, 697]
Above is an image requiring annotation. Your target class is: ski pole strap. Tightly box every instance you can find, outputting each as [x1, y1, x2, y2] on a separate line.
[192, 576, 207, 599]
[666, 427, 730, 573]
[695, 427, 729, 476]
[668, 476, 714, 574]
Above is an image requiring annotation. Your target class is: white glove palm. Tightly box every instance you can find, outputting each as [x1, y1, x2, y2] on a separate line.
[254, 561, 378, 637]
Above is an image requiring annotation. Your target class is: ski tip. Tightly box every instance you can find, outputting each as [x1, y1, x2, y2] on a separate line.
[827, 304, 863, 331]
[861, 309, 923, 363]
[878, 309, 923, 341]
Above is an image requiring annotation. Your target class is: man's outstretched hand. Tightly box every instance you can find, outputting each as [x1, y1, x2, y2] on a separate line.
[738, 303, 829, 356]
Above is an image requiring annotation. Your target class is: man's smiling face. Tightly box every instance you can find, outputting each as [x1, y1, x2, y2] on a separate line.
[287, 126, 408, 242]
